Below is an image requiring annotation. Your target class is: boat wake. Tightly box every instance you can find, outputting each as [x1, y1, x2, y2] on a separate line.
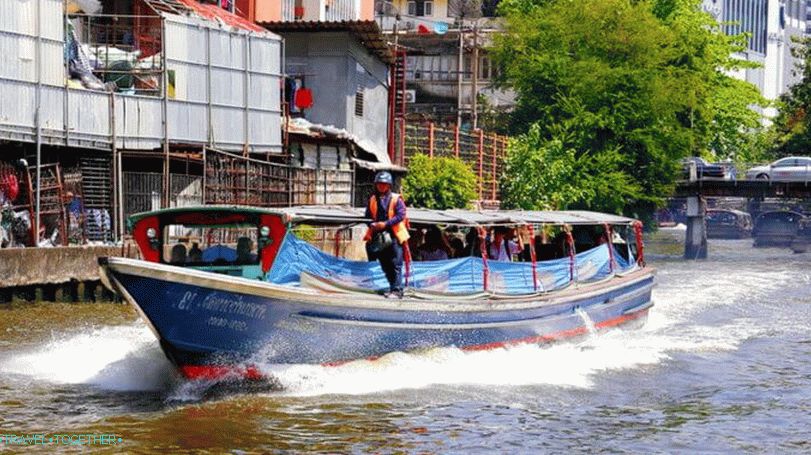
[0, 258, 803, 399]
[262, 263, 802, 397]
[0, 323, 175, 392]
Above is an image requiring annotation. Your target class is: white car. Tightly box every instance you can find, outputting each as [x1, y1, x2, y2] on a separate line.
[746, 156, 811, 181]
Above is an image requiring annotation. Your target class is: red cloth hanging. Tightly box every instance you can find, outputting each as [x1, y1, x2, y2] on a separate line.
[294, 88, 313, 110]
[417, 24, 432, 34]
[0, 172, 19, 202]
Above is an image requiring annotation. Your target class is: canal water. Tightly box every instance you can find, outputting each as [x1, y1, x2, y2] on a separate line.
[1, 238, 810, 453]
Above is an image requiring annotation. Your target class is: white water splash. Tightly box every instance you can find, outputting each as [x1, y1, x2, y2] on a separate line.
[262, 260, 804, 397]
[0, 249, 805, 398]
[0, 323, 174, 392]
[575, 307, 597, 335]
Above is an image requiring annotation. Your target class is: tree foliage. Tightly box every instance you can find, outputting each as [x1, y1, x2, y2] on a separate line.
[402, 154, 479, 209]
[770, 37, 811, 157]
[492, 0, 766, 220]
[501, 123, 642, 213]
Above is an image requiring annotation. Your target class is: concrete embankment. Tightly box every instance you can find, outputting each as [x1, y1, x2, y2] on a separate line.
[0, 245, 131, 303]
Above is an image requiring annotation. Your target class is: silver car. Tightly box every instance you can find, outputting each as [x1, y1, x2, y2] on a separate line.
[746, 156, 811, 181]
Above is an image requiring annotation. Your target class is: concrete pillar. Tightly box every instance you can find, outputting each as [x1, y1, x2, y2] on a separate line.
[747, 198, 762, 220]
[63, 280, 80, 302]
[83, 281, 98, 302]
[16, 286, 37, 302]
[41, 284, 58, 302]
[100, 286, 118, 302]
[684, 196, 707, 259]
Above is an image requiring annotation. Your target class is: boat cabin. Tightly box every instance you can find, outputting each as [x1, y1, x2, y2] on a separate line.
[706, 209, 753, 239]
[127, 205, 646, 294]
[790, 217, 811, 254]
[753, 210, 806, 248]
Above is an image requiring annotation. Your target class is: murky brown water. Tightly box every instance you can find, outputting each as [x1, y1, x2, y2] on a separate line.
[1, 239, 811, 453]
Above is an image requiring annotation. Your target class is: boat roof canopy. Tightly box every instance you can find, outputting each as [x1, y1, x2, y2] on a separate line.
[128, 205, 639, 229]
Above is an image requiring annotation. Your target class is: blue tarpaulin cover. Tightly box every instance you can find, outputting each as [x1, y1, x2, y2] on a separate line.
[267, 233, 634, 295]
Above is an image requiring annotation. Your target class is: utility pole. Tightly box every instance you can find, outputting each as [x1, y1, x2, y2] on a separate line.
[456, 21, 464, 129]
[471, 21, 479, 130]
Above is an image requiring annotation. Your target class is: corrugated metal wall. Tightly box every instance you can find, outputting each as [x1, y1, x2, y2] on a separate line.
[0, 5, 283, 154]
[0, 0, 64, 144]
[164, 15, 282, 153]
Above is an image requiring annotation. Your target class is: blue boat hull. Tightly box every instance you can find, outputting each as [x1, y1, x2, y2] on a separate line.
[100, 258, 654, 379]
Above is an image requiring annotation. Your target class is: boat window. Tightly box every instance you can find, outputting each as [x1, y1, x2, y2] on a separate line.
[708, 211, 735, 224]
[162, 225, 260, 266]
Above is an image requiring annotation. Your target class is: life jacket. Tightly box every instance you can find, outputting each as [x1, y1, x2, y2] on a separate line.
[364, 193, 410, 244]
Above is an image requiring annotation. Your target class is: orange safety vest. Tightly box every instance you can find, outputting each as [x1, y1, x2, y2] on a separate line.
[364, 193, 410, 244]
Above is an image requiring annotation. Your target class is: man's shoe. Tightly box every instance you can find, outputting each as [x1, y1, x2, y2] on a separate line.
[386, 290, 404, 299]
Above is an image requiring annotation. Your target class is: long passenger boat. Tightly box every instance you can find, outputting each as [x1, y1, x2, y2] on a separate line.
[99, 206, 655, 380]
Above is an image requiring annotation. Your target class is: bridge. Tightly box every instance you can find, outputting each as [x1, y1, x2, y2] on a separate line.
[672, 180, 811, 259]
[674, 180, 811, 198]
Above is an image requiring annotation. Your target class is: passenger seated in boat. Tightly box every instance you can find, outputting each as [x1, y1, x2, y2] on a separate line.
[188, 242, 203, 263]
[519, 233, 543, 262]
[487, 227, 522, 261]
[236, 237, 257, 264]
[418, 226, 451, 261]
[408, 228, 424, 258]
[449, 237, 465, 258]
[170, 244, 187, 264]
[463, 228, 482, 257]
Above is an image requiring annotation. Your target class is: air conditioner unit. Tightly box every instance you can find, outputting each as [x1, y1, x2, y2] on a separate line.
[404, 90, 416, 103]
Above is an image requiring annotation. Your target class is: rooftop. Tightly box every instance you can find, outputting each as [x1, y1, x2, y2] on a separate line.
[260, 20, 394, 64]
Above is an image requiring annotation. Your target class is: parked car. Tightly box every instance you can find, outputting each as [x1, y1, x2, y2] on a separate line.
[745, 156, 811, 181]
[706, 208, 753, 239]
[680, 157, 735, 180]
[752, 210, 805, 248]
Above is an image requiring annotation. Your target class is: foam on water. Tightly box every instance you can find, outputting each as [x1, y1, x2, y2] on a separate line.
[0, 323, 174, 392]
[266, 263, 801, 397]
[0, 254, 804, 398]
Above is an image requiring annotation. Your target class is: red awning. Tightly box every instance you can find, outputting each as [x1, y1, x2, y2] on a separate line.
[177, 0, 266, 33]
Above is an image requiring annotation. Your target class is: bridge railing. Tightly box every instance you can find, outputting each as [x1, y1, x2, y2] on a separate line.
[680, 161, 811, 184]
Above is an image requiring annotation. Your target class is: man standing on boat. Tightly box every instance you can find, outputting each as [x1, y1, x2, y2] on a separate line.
[365, 171, 410, 298]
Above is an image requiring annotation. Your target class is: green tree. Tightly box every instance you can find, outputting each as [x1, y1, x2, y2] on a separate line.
[500, 122, 643, 213]
[402, 154, 479, 209]
[770, 37, 811, 157]
[493, 0, 766, 219]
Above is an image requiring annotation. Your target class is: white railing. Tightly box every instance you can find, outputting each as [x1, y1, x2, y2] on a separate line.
[282, 0, 296, 21]
[324, 0, 358, 21]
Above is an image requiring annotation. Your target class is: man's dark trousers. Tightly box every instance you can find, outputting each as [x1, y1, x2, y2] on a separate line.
[377, 240, 403, 293]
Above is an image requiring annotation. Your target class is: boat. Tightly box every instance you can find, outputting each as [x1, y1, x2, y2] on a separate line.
[790, 217, 811, 253]
[752, 210, 805, 248]
[706, 208, 753, 239]
[99, 206, 655, 381]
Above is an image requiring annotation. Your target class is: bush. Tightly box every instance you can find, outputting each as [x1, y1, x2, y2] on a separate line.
[402, 154, 478, 209]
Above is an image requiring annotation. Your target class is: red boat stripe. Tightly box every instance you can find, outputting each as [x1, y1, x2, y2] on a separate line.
[180, 365, 263, 381]
[179, 309, 650, 379]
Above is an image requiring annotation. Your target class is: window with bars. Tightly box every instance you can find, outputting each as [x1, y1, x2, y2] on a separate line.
[355, 87, 364, 117]
[407, 0, 432, 16]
